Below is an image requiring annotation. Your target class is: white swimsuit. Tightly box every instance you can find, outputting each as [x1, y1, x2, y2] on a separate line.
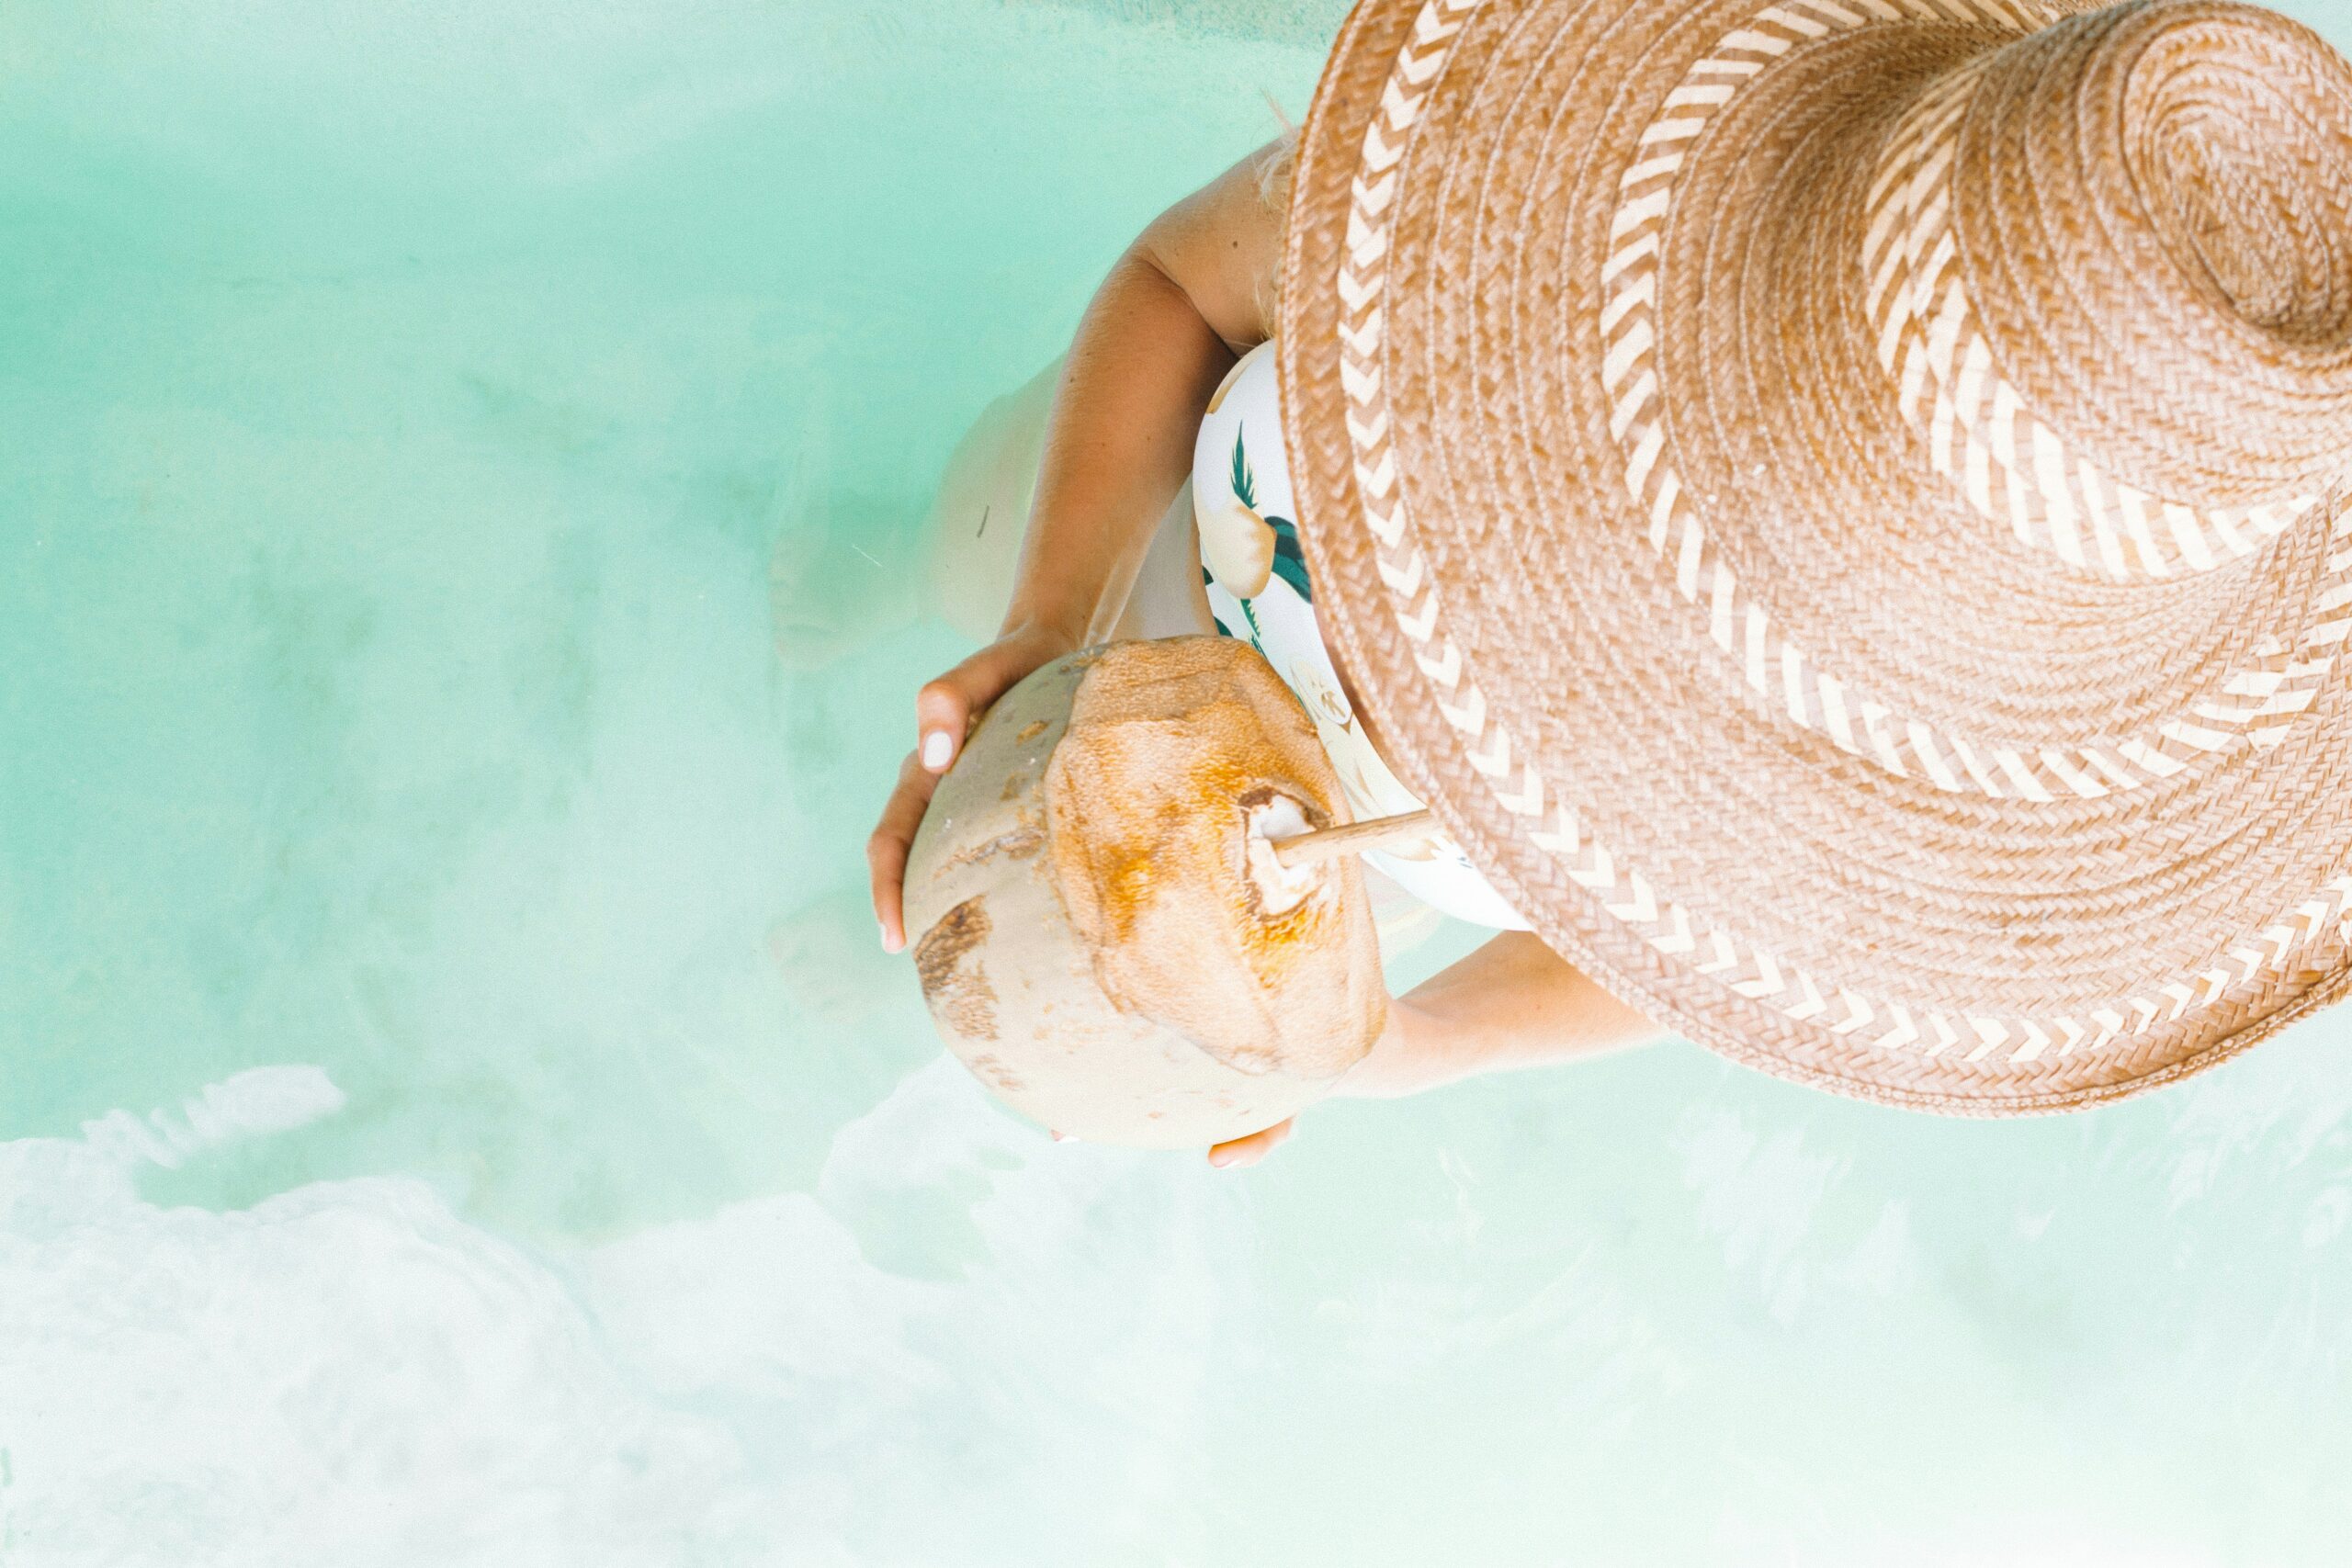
[1193, 338, 1531, 932]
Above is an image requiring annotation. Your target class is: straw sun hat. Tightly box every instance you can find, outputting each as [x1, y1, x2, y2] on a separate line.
[1273, 0, 2352, 1111]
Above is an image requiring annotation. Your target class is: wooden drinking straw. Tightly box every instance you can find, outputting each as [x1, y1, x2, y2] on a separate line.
[1269, 808, 1435, 870]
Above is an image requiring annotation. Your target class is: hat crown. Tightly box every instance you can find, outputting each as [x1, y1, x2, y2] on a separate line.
[1924, 0, 2352, 514]
[2124, 6, 2352, 347]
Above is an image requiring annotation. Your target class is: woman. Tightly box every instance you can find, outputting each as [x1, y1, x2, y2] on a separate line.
[867, 128, 1668, 1168]
[874, 0, 2352, 1155]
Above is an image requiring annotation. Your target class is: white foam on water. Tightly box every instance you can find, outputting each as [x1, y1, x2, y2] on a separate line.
[0, 1056, 1246, 1567]
[10, 1033, 2352, 1563]
[74, 1065, 346, 1171]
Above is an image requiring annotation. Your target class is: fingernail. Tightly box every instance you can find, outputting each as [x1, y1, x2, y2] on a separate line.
[879, 920, 901, 953]
[1207, 1148, 1234, 1168]
[1051, 1130, 1078, 1144]
[921, 731, 954, 770]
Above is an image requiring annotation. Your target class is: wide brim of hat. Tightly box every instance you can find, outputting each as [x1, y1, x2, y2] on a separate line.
[1274, 0, 2352, 1111]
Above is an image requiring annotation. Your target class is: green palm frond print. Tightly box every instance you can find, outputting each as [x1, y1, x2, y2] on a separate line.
[1222, 429, 1313, 604]
[1267, 516, 1311, 603]
[1228, 431, 1256, 512]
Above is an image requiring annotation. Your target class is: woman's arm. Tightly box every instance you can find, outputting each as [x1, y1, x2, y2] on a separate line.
[1001, 136, 1293, 650]
[1207, 931, 1673, 1166]
[1344, 931, 1670, 1098]
[871, 135, 1294, 952]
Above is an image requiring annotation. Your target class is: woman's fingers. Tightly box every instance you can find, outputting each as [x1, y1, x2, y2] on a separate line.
[915, 645, 1023, 773]
[867, 748, 942, 953]
[913, 676, 969, 774]
[1206, 1117, 1295, 1168]
[914, 628, 1073, 775]
[886, 627, 1082, 953]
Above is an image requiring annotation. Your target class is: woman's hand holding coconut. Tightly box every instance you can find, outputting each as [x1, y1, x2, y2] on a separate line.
[871, 147, 1275, 957]
[870, 616, 1081, 956]
[872, 141, 1379, 1165]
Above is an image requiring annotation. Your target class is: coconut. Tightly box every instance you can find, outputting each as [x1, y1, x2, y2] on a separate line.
[901, 634, 1387, 1149]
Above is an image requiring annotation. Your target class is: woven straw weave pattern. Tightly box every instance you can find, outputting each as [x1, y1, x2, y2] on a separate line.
[1278, 0, 2352, 1110]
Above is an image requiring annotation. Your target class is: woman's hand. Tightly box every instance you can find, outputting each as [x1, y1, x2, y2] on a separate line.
[1207, 1117, 1296, 1168]
[1202, 992, 1422, 1168]
[868, 619, 1081, 953]
[1199, 939, 1671, 1168]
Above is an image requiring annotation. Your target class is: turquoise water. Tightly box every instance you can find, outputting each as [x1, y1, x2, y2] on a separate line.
[6, 0, 2352, 1561]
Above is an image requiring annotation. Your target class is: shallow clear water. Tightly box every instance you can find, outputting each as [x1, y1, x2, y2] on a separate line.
[6, 0, 2352, 1562]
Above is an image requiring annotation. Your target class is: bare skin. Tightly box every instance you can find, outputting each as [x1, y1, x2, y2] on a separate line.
[867, 137, 1670, 1166]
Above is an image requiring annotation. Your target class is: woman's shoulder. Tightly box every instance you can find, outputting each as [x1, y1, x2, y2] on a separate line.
[1136, 131, 1295, 354]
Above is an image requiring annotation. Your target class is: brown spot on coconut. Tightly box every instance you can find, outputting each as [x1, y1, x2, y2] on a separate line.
[900, 635, 1386, 1149]
[911, 896, 998, 1042]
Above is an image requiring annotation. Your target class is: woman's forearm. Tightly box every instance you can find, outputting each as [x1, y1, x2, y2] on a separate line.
[1001, 245, 1238, 647]
[1339, 931, 1672, 1100]
[996, 134, 1290, 647]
